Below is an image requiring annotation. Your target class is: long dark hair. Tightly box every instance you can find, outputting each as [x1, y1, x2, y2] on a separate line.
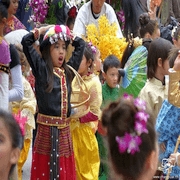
[0, 2, 8, 20]
[121, 41, 135, 68]
[147, 37, 172, 79]
[41, 44, 73, 92]
[1, 0, 10, 9]
[83, 42, 95, 70]
[168, 47, 180, 68]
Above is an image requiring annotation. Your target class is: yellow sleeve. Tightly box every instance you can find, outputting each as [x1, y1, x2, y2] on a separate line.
[19, 77, 37, 129]
[88, 76, 102, 120]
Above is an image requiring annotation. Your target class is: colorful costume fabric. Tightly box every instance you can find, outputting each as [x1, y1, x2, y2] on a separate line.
[4, 15, 26, 35]
[22, 32, 85, 180]
[70, 73, 102, 180]
[156, 99, 180, 177]
[11, 76, 37, 180]
[101, 82, 119, 108]
[26, 70, 35, 93]
[168, 69, 180, 107]
[138, 77, 168, 121]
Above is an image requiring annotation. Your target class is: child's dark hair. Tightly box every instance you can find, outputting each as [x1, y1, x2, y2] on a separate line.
[41, 44, 73, 92]
[147, 37, 172, 79]
[0, 2, 8, 20]
[139, 13, 159, 38]
[66, 17, 75, 30]
[101, 96, 156, 180]
[168, 47, 180, 68]
[84, 42, 96, 69]
[0, 109, 23, 175]
[121, 43, 135, 69]
[0, 0, 10, 9]
[66, 6, 77, 30]
[103, 55, 121, 73]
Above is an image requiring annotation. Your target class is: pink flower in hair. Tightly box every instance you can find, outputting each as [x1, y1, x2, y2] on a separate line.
[116, 134, 128, 153]
[135, 111, 149, 123]
[115, 94, 149, 155]
[88, 42, 92, 46]
[134, 121, 148, 135]
[116, 133, 142, 155]
[134, 98, 146, 111]
[123, 93, 133, 100]
[127, 135, 142, 155]
[116, 133, 132, 153]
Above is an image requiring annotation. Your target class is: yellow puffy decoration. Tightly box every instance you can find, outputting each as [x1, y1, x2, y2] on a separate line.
[86, 15, 128, 62]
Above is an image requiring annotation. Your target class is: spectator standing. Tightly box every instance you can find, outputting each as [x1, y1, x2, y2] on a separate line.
[73, 0, 123, 38]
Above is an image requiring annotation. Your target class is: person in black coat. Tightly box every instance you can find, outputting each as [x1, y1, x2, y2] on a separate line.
[122, 0, 149, 40]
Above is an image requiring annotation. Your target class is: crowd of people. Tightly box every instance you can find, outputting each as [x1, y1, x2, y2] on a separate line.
[1, 0, 180, 180]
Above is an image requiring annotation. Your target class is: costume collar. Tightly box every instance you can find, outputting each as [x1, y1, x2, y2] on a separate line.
[149, 77, 166, 86]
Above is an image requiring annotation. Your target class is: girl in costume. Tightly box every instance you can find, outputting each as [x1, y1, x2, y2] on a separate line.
[156, 47, 180, 179]
[0, 109, 24, 180]
[138, 37, 173, 121]
[101, 94, 158, 180]
[70, 42, 102, 180]
[21, 24, 85, 180]
[11, 44, 37, 180]
[1, 0, 26, 35]
[0, 3, 11, 110]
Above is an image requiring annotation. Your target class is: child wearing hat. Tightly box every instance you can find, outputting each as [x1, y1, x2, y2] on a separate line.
[21, 24, 85, 180]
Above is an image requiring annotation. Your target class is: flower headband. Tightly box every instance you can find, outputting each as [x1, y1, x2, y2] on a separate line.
[115, 94, 149, 155]
[43, 25, 72, 44]
[88, 42, 97, 54]
[13, 111, 27, 136]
